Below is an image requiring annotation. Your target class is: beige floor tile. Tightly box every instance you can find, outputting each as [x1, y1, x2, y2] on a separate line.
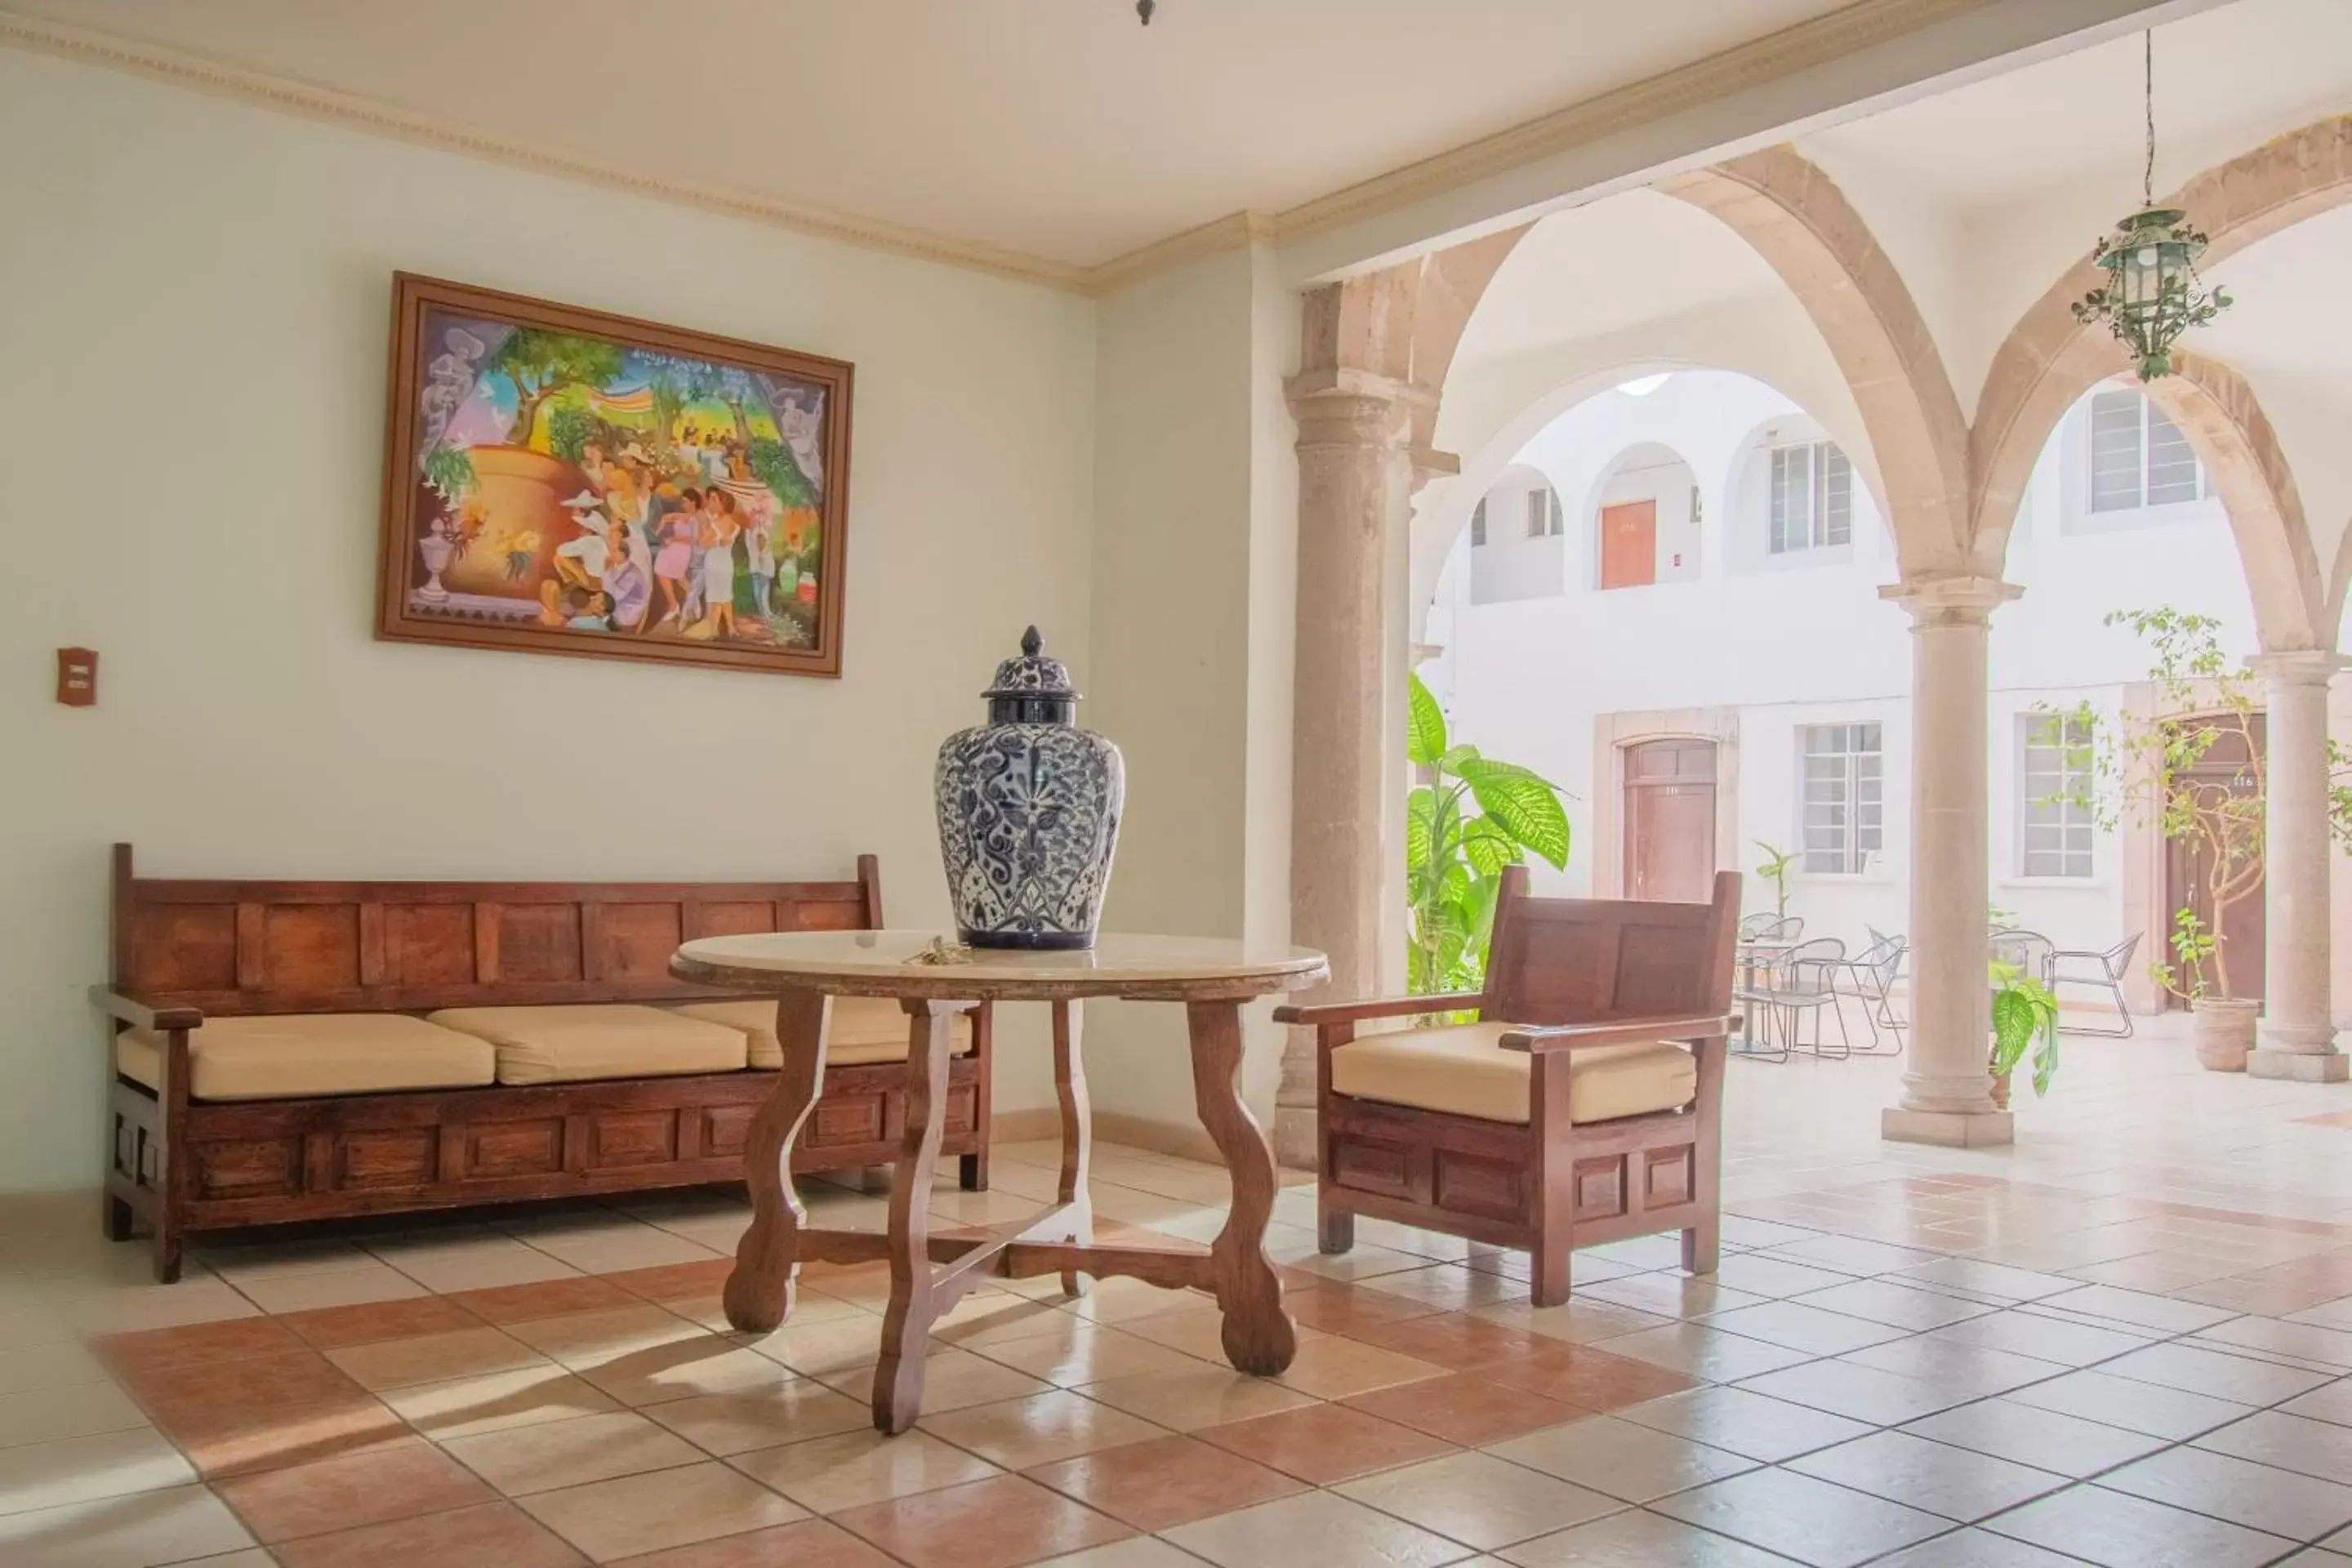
[1080, 1364, 1320, 1432]
[730, 1427, 1000, 1513]
[0, 1428, 197, 1517]
[368, 1236, 584, 1294]
[441, 1408, 708, 1495]
[522, 1229, 728, 1278]
[519, 1459, 804, 1561]
[382, 1363, 625, 1440]
[742, 1314, 893, 1378]
[504, 1305, 710, 1369]
[577, 1342, 797, 1407]
[812, 1346, 1052, 1413]
[1161, 1489, 1467, 1568]
[1272, 1334, 1450, 1400]
[74, 1280, 261, 1337]
[327, 1325, 549, 1391]
[1484, 1413, 1759, 1503]
[0, 1344, 111, 1398]
[0, 1481, 256, 1567]
[918, 1390, 1168, 1469]
[1332, 1450, 1621, 1551]
[642, 1381, 872, 1456]
[198, 1238, 381, 1283]
[969, 1323, 1203, 1388]
[0, 1381, 151, 1450]
[233, 1263, 430, 1315]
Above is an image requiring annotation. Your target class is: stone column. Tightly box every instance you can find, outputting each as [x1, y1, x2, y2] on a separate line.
[1880, 576, 2020, 1147]
[2248, 651, 2349, 1080]
[1274, 368, 1414, 1169]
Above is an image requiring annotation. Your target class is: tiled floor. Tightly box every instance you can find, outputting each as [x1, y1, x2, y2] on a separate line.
[14, 1019, 2352, 1564]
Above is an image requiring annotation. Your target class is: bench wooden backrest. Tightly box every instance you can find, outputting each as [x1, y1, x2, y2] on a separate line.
[110, 843, 883, 1018]
[1481, 866, 1740, 1025]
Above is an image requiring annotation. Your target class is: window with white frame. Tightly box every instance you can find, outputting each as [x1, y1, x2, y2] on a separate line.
[1470, 499, 1486, 547]
[2019, 713, 2096, 878]
[1525, 487, 1562, 538]
[1769, 441, 1852, 554]
[2088, 387, 2204, 512]
[1800, 722, 1882, 874]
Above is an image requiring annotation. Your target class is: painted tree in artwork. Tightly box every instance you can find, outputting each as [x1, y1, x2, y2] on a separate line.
[492, 331, 624, 446]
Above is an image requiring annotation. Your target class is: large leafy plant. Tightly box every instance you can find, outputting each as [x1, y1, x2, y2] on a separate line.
[1405, 673, 1571, 994]
[1989, 959, 2060, 1098]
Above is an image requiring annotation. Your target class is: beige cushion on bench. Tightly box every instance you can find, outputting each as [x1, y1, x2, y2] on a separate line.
[115, 1013, 494, 1102]
[429, 1004, 746, 1086]
[674, 996, 975, 1068]
[1329, 1022, 1695, 1126]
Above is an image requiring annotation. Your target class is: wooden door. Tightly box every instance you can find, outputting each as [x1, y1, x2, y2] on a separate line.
[1624, 739, 1717, 902]
[1598, 501, 1656, 590]
[2162, 714, 2265, 1006]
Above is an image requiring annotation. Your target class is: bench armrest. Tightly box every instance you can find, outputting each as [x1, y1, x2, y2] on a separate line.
[1272, 992, 1482, 1027]
[1499, 1013, 1735, 1054]
[89, 987, 203, 1033]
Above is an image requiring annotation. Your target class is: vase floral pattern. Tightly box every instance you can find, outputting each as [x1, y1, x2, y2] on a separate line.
[936, 627, 1124, 950]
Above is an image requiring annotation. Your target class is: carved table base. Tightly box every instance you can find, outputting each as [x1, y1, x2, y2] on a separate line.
[725, 989, 1297, 1433]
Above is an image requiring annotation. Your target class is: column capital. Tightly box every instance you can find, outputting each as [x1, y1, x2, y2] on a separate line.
[2245, 650, 2349, 686]
[1878, 575, 2021, 627]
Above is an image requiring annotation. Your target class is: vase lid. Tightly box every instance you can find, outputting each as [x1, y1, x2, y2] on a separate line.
[982, 626, 1080, 701]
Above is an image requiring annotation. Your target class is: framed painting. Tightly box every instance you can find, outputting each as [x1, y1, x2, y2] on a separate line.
[376, 274, 852, 676]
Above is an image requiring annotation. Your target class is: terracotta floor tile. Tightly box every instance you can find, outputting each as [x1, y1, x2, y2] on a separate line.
[93, 1316, 304, 1379]
[1331, 1449, 1619, 1550]
[1345, 1312, 1543, 1370]
[519, 1459, 806, 1561]
[270, 1499, 588, 1567]
[604, 1517, 898, 1568]
[917, 1389, 1168, 1469]
[1194, 1400, 1457, 1484]
[1489, 1342, 1696, 1412]
[1340, 1370, 1585, 1446]
[1025, 1432, 1304, 1530]
[277, 1294, 490, 1350]
[1076, 1363, 1317, 1432]
[604, 1261, 738, 1303]
[1281, 1283, 1446, 1334]
[1269, 1333, 1449, 1399]
[127, 1347, 368, 1426]
[731, 1427, 999, 1513]
[163, 1391, 409, 1478]
[441, 1409, 708, 1496]
[830, 1473, 1131, 1568]
[213, 1432, 496, 1542]
[450, 1275, 640, 1324]
[1160, 1489, 1464, 1568]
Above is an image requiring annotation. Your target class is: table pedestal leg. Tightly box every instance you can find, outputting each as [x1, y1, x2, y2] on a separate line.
[1054, 1000, 1093, 1297]
[1187, 999, 1297, 1376]
[872, 998, 970, 1434]
[724, 988, 831, 1334]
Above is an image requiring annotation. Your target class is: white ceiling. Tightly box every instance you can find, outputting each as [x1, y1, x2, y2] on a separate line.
[1801, 0, 2352, 214]
[2, 0, 1883, 270]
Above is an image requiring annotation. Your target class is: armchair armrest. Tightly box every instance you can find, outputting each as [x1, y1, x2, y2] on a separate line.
[1499, 1013, 1735, 1054]
[89, 987, 202, 1033]
[1272, 991, 1481, 1027]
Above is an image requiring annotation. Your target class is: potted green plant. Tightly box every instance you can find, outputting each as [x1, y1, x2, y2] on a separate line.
[1988, 957, 2060, 1109]
[1405, 672, 1572, 994]
[1752, 840, 1797, 920]
[2034, 608, 2352, 1072]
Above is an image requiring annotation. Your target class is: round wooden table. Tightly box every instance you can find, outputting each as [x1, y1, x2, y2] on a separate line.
[670, 930, 1329, 1433]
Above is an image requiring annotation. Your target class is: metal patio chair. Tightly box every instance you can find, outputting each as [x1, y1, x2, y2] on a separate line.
[1750, 936, 1852, 1059]
[1821, 932, 1908, 1054]
[2047, 932, 2141, 1038]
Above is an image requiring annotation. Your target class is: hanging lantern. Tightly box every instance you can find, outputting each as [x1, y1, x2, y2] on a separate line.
[2069, 32, 2230, 381]
[2072, 207, 2230, 381]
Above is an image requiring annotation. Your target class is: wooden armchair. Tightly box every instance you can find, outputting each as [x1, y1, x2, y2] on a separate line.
[1274, 867, 1739, 1307]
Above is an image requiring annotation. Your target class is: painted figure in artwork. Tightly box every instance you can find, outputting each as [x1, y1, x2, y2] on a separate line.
[403, 310, 829, 651]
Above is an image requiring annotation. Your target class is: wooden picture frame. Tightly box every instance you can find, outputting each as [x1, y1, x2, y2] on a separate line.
[376, 273, 853, 676]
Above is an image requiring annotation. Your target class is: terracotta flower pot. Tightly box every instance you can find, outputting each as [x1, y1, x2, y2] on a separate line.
[2192, 996, 2259, 1072]
[1989, 1067, 2011, 1111]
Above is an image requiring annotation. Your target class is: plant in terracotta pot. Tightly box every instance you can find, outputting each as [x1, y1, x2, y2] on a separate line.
[2033, 607, 2352, 1072]
[1988, 958, 2060, 1110]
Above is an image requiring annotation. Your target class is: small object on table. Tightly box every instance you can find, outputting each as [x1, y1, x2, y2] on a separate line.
[670, 929, 1327, 1434]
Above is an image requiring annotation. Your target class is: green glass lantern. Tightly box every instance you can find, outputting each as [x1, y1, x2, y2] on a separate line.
[2072, 207, 2230, 381]
[2069, 33, 2230, 381]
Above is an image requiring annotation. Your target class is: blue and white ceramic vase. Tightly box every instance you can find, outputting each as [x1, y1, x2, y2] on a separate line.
[935, 627, 1125, 950]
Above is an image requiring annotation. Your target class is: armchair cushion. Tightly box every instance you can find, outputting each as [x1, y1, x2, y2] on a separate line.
[1330, 1022, 1695, 1125]
[116, 1013, 494, 1102]
[429, 1004, 746, 1085]
[672, 997, 973, 1068]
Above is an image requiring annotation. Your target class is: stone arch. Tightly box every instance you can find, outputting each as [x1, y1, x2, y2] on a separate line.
[1656, 148, 1971, 577]
[1971, 114, 2352, 576]
[2143, 353, 2328, 651]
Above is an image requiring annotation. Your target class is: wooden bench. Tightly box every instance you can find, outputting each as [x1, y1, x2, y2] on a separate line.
[92, 844, 991, 1281]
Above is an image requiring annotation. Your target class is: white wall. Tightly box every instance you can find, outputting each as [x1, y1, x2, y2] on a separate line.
[1426, 369, 2268, 966]
[0, 51, 1099, 1191]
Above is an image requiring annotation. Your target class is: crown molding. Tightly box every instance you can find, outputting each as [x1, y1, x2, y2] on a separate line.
[0, 8, 1097, 294]
[5, 0, 2002, 299]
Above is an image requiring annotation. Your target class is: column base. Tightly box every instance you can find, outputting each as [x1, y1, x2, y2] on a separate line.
[1882, 1106, 2014, 1147]
[2248, 1048, 2350, 1083]
[1271, 1107, 1320, 1172]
